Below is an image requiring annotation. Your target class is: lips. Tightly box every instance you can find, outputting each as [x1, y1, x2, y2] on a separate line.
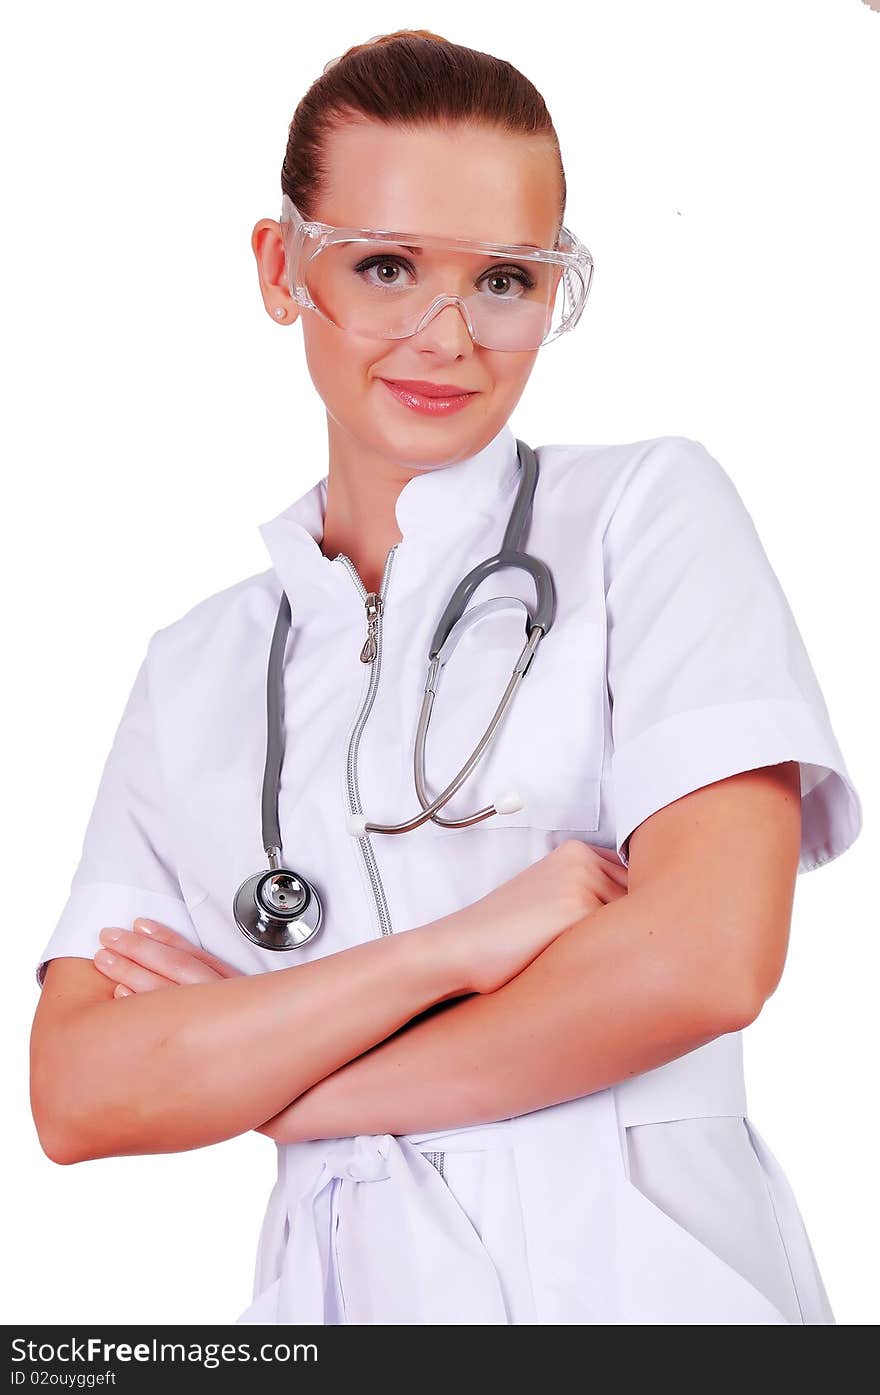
[379, 378, 476, 398]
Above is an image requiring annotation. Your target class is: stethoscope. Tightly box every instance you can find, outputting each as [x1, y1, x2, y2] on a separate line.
[233, 437, 556, 951]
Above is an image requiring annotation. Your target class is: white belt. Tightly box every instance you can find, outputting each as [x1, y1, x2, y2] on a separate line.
[237, 1031, 820, 1325]
[238, 1128, 512, 1324]
[614, 1029, 748, 1127]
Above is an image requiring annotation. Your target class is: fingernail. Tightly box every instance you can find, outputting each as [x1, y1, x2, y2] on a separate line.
[134, 919, 155, 934]
[102, 927, 122, 942]
[95, 949, 116, 966]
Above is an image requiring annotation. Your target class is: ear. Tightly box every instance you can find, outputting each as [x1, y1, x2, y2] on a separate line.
[251, 219, 301, 326]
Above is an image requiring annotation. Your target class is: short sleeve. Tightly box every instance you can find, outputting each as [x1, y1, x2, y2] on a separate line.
[605, 437, 863, 873]
[35, 633, 204, 988]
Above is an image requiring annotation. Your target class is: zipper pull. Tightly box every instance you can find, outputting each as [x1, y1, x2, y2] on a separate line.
[359, 592, 382, 663]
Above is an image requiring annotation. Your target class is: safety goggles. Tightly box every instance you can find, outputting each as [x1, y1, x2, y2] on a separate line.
[279, 194, 594, 351]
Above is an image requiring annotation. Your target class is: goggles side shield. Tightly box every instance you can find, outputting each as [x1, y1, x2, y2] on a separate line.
[279, 195, 594, 350]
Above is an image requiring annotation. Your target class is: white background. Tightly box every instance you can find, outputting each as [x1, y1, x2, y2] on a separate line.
[3, 0, 877, 1326]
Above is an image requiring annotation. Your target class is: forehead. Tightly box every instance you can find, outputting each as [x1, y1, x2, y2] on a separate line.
[315, 119, 561, 246]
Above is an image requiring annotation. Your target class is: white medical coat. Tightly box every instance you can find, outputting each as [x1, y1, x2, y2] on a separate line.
[35, 426, 863, 1324]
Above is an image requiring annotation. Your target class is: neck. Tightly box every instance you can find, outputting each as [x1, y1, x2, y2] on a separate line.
[319, 416, 412, 595]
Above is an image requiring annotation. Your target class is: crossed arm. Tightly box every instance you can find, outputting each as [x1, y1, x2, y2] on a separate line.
[41, 764, 799, 1154]
[256, 764, 801, 1141]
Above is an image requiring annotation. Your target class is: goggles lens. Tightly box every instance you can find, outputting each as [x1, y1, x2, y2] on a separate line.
[282, 201, 592, 351]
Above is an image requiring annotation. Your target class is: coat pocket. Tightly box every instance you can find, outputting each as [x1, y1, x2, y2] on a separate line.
[619, 1119, 797, 1325]
[415, 603, 605, 835]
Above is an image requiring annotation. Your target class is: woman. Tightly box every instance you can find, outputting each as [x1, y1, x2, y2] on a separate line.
[30, 31, 862, 1325]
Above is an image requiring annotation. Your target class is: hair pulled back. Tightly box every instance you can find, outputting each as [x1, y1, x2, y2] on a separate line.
[281, 29, 566, 231]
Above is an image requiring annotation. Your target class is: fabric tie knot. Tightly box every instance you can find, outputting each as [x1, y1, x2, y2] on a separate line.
[330, 1133, 393, 1184]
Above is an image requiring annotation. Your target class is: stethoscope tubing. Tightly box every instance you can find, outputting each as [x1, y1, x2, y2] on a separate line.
[234, 436, 554, 947]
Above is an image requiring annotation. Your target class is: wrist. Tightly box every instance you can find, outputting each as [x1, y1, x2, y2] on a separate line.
[402, 912, 477, 1004]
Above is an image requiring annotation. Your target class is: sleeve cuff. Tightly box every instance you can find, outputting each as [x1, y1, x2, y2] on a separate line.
[611, 697, 863, 874]
[35, 881, 204, 988]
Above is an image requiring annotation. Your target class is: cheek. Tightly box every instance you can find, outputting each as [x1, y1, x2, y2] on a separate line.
[301, 322, 373, 408]
[485, 351, 537, 412]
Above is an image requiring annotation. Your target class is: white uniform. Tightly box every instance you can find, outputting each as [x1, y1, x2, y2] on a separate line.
[35, 426, 862, 1325]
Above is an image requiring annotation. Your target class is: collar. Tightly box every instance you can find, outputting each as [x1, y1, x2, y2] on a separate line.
[258, 423, 520, 599]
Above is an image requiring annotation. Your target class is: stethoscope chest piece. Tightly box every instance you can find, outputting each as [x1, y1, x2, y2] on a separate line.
[233, 866, 323, 950]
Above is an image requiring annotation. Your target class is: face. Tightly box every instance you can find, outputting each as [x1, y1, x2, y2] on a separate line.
[252, 119, 563, 471]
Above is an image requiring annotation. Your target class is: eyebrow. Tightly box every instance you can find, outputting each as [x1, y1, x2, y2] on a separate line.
[393, 240, 541, 254]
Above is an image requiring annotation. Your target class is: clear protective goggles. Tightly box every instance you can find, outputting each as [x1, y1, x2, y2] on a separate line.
[279, 194, 594, 351]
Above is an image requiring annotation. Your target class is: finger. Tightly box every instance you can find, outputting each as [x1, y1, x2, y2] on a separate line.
[587, 848, 629, 888]
[132, 920, 240, 978]
[599, 872, 629, 900]
[93, 947, 175, 993]
[601, 861, 629, 890]
[588, 843, 627, 870]
[98, 927, 224, 986]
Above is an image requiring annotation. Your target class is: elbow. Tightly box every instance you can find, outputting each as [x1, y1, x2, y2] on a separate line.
[727, 968, 781, 1031]
[35, 1125, 83, 1167]
[33, 1099, 111, 1167]
[31, 1088, 85, 1166]
[674, 945, 777, 1038]
[30, 1052, 68, 1164]
[702, 962, 780, 1035]
[31, 1078, 87, 1166]
[30, 1042, 100, 1167]
[687, 955, 772, 1034]
[32, 1067, 128, 1165]
[728, 930, 790, 1030]
[677, 980, 758, 1039]
[722, 982, 767, 1032]
[674, 905, 791, 1035]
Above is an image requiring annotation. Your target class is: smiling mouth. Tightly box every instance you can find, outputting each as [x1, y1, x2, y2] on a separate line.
[378, 379, 480, 416]
[379, 378, 478, 398]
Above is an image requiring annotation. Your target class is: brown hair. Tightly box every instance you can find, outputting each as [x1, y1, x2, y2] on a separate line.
[281, 29, 566, 235]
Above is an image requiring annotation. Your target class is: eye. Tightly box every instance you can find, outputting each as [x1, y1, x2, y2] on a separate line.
[353, 254, 417, 288]
[351, 253, 538, 297]
[478, 265, 537, 298]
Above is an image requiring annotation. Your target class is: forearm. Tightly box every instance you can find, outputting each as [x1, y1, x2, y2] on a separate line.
[262, 885, 752, 1141]
[38, 919, 470, 1164]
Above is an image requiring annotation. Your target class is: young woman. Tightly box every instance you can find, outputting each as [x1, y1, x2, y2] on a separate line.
[30, 31, 862, 1325]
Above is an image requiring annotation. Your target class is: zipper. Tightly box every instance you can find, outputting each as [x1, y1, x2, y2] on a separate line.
[336, 545, 400, 939]
[336, 546, 447, 1182]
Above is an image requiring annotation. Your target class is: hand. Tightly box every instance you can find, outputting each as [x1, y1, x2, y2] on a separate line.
[442, 839, 629, 995]
[93, 920, 242, 997]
